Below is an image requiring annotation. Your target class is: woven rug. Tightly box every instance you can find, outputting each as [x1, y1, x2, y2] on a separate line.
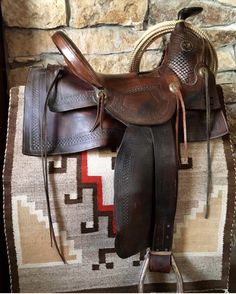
[3, 86, 235, 293]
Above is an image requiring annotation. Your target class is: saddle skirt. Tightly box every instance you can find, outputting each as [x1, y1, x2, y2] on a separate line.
[23, 66, 125, 156]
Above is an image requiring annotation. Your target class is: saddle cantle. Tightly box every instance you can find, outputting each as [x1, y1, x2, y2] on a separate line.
[22, 6, 229, 293]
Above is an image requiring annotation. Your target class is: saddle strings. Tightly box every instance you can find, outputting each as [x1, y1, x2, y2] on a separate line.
[40, 68, 67, 264]
[174, 89, 188, 165]
[173, 74, 211, 216]
[90, 90, 106, 132]
[174, 70, 211, 217]
[204, 70, 211, 218]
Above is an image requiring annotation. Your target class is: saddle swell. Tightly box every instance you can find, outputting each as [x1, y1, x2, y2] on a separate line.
[158, 19, 228, 161]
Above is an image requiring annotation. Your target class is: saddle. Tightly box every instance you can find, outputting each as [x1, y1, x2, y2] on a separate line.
[22, 7, 228, 293]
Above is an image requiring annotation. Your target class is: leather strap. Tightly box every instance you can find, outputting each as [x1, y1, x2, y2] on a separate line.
[201, 68, 212, 218]
[114, 121, 178, 273]
[41, 68, 67, 263]
[52, 31, 103, 89]
[149, 251, 171, 273]
[149, 121, 178, 273]
[114, 125, 154, 258]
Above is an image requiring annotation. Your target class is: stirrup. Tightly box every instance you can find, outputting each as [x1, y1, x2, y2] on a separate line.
[138, 249, 184, 293]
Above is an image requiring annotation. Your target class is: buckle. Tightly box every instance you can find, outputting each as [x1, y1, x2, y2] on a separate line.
[138, 249, 184, 293]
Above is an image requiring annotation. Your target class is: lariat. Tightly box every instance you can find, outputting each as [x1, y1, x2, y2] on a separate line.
[176, 90, 188, 165]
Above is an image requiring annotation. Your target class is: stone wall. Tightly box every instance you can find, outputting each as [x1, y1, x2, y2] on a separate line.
[1, 0, 236, 88]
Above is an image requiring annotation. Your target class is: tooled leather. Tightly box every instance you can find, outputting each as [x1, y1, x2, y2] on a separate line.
[114, 121, 178, 259]
[114, 126, 154, 258]
[52, 29, 222, 117]
[46, 64, 97, 112]
[23, 10, 230, 277]
[52, 28, 223, 123]
[159, 23, 222, 111]
[103, 71, 178, 125]
[23, 67, 125, 156]
[42, 64, 227, 142]
[167, 27, 204, 85]
[106, 86, 176, 126]
[45, 63, 178, 126]
[52, 31, 103, 89]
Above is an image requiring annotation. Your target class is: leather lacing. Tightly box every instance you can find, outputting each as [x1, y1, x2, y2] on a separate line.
[41, 68, 67, 263]
[173, 71, 212, 219]
[90, 90, 106, 132]
[174, 88, 188, 166]
[204, 70, 211, 219]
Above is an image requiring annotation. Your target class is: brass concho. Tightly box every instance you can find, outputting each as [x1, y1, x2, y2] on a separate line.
[96, 88, 108, 103]
[169, 81, 181, 93]
[180, 40, 193, 51]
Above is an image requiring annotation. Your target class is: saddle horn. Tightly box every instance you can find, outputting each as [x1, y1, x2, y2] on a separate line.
[177, 7, 203, 20]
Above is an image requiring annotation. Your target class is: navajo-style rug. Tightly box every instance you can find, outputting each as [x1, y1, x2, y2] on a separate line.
[3, 86, 235, 292]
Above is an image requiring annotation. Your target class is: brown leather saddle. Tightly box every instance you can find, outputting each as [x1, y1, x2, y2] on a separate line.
[22, 7, 228, 293]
